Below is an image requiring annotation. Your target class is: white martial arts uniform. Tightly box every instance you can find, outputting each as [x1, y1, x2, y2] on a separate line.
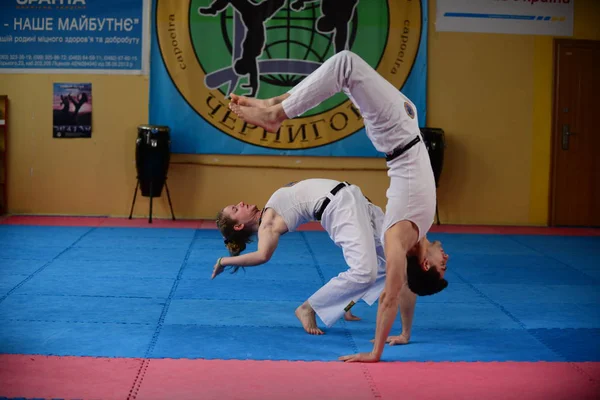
[264, 178, 386, 327]
[282, 51, 436, 243]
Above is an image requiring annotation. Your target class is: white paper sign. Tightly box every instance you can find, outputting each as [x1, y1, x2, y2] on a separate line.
[436, 0, 574, 36]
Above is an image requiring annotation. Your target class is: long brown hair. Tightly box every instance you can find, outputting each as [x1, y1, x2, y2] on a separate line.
[216, 210, 255, 256]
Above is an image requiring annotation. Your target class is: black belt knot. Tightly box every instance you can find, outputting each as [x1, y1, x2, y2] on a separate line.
[314, 181, 350, 221]
[385, 135, 421, 162]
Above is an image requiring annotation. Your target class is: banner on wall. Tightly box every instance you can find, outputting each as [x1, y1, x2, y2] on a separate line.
[436, 0, 573, 36]
[149, 0, 428, 157]
[0, 0, 150, 74]
[53, 83, 92, 138]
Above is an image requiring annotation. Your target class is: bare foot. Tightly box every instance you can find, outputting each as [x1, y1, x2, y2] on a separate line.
[229, 102, 284, 133]
[295, 302, 324, 335]
[230, 93, 270, 108]
[344, 310, 361, 321]
[230, 93, 289, 108]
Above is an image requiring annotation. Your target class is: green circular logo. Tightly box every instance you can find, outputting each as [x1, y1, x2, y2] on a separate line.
[157, 0, 421, 149]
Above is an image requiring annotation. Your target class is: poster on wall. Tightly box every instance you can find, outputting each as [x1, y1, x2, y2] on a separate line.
[53, 83, 92, 138]
[149, 0, 428, 157]
[0, 0, 150, 74]
[436, 0, 573, 36]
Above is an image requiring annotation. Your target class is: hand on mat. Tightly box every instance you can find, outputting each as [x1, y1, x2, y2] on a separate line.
[338, 352, 380, 363]
[370, 333, 410, 346]
[211, 258, 225, 279]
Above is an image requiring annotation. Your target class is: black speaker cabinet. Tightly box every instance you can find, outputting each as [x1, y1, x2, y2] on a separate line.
[420, 127, 445, 188]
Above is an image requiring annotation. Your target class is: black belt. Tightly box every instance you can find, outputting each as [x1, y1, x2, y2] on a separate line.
[314, 181, 351, 221]
[385, 136, 421, 162]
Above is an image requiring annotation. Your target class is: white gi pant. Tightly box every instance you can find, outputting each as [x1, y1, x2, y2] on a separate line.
[282, 51, 436, 243]
[308, 184, 387, 327]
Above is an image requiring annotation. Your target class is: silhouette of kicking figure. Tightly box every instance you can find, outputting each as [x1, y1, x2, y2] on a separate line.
[291, 0, 359, 54]
[68, 92, 88, 120]
[199, 0, 285, 97]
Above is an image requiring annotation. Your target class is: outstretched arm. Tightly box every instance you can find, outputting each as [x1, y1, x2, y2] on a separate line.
[290, 0, 316, 11]
[198, 0, 229, 15]
[340, 221, 417, 362]
[387, 282, 416, 344]
[366, 280, 416, 346]
[372, 257, 406, 356]
[211, 224, 280, 279]
[339, 256, 405, 362]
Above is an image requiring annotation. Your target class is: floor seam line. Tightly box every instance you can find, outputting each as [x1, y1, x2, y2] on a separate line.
[0, 227, 97, 305]
[301, 231, 383, 400]
[127, 228, 199, 399]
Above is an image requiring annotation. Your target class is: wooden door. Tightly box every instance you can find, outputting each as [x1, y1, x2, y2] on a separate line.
[550, 39, 600, 227]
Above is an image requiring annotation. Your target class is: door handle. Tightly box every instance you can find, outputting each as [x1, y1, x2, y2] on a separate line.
[561, 124, 576, 150]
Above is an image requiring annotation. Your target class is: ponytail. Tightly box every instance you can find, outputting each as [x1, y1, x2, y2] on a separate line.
[216, 210, 255, 273]
[224, 238, 246, 256]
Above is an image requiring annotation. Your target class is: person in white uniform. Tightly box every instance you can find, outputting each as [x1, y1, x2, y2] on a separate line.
[228, 51, 449, 362]
[213, 178, 387, 335]
[213, 178, 449, 340]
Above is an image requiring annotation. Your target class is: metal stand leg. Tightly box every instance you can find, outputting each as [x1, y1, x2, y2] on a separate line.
[149, 181, 153, 224]
[165, 180, 176, 221]
[128, 179, 140, 220]
[130, 178, 175, 224]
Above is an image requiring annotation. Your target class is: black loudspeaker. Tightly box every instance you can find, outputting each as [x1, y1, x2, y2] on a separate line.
[420, 127, 446, 225]
[420, 127, 446, 188]
[129, 125, 175, 223]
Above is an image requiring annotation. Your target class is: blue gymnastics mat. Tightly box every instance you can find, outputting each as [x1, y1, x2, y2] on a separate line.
[0, 225, 598, 362]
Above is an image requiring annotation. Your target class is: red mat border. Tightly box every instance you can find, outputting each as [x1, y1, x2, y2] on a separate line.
[0, 355, 598, 400]
[1, 215, 599, 235]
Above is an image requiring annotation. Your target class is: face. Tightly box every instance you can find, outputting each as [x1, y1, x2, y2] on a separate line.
[424, 240, 449, 279]
[222, 201, 260, 230]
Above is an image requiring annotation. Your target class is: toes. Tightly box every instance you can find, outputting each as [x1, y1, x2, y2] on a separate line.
[306, 326, 324, 335]
[228, 103, 242, 117]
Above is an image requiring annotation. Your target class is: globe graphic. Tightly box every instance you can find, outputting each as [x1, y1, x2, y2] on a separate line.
[219, 2, 358, 87]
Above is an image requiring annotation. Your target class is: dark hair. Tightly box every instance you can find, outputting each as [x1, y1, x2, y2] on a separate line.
[406, 255, 448, 296]
[215, 210, 255, 273]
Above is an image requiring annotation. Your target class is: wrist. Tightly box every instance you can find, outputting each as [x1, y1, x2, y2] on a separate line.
[370, 349, 382, 360]
[372, 339, 385, 356]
